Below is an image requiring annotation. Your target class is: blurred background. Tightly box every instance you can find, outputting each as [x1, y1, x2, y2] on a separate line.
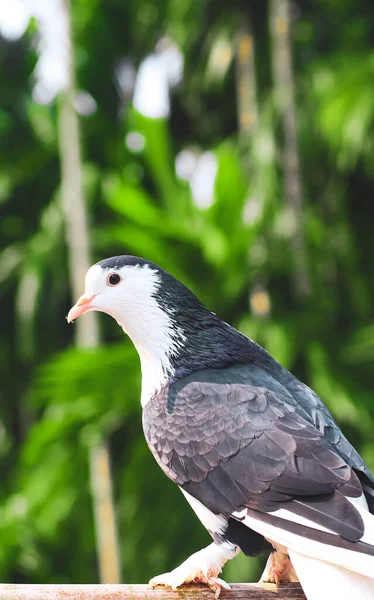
[0, 0, 374, 587]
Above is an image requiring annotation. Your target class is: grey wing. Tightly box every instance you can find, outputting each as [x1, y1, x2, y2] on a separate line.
[249, 340, 373, 482]
[280, 369, 374, 512]
[286, 376, 370, 473]
[143, 375, 366, 546]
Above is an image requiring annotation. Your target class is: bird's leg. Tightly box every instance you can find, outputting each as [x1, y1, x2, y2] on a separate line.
[149, 542, 239, 598]
[260, 549, 299, 585]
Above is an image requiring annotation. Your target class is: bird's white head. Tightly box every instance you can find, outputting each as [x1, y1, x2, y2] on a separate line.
[67, 255, 244, 406]
[67, 256, 186, 406]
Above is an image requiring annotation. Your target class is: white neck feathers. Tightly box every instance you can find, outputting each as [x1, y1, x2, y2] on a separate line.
[112, 266, 185, 406]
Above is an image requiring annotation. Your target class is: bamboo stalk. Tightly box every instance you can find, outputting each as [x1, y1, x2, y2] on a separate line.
[235, 16, 273, 320]
[269, 0, 310, 298]
[57, 0, 121, 583]
[0, 583, 306, 600]
[236, 20, 258, 137]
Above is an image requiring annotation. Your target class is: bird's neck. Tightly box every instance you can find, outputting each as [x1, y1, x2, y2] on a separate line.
[115, 279, 256, 407]
[128, 317, 255, 407]
[118, 310, 185, 407]
[170, 320, 256, 378]
[136, 342, 173, 407]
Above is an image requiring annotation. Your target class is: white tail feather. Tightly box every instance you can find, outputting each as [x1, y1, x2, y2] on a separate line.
[233, 496, 374, 596]
[288, 552, 374, 600]
[237, 510, 374, 579]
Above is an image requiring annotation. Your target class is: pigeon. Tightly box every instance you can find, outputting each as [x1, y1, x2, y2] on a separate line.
[68, 256, 374, 600]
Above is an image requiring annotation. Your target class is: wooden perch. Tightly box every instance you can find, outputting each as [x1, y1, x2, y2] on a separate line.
[0, 583, 306, 600]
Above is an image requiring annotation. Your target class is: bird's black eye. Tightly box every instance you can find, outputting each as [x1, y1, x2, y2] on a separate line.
[107, 273, 121, 286]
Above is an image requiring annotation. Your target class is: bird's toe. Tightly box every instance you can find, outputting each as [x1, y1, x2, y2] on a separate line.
[149, 572, 183, 590]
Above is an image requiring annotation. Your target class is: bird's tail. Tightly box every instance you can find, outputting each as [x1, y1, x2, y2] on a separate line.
[240, 500, 374, 599]
[291, 500, 374, 598]
[289, 551, 374, 600]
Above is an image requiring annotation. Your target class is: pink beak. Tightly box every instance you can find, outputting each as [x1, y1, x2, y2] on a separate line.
[67, 294, 96, 323]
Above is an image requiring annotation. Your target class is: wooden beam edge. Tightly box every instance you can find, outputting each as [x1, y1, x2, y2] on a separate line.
[0, 583, 306, 600]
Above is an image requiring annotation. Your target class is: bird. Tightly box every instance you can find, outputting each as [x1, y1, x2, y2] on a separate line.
[67, 255, 374, 600]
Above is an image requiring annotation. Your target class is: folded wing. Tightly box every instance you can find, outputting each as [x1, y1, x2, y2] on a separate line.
[143, 366, 374, 579]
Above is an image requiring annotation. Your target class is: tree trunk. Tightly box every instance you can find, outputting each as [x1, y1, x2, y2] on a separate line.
[269, 0, 310, 298]
[236, 19, 258, 138]
[57, 0, 121, 584]
[236, 17, 272, 319]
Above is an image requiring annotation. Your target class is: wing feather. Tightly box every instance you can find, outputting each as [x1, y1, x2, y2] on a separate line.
[143, 366, 372, 549]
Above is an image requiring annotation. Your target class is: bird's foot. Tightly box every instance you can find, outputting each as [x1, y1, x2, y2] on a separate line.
[150, 543, 236, 598]
[193, 574, 230, 599]
[150, 570, 229, 599]
[260, 550, 299, 585]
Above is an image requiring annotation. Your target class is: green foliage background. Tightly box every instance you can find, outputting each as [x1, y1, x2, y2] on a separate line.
[0, 0, 374, 586]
